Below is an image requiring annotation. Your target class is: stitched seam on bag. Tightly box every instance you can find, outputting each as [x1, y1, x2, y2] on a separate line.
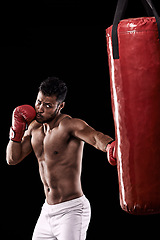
[119, 29, 158, 34]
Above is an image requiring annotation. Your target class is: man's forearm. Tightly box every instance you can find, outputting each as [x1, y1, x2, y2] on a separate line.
[94, 131, 114, 152]
[6, 140, 22, 165]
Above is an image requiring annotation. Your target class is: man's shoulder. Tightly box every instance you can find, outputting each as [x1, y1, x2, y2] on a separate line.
[28, 120, 42, 133]
[61, 115, 86, 125]
[60, 115, 88, 131]
[23, 120, 41, 138]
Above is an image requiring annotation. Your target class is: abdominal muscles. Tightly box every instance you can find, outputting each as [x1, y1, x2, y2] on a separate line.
[38, 156, 83, 204]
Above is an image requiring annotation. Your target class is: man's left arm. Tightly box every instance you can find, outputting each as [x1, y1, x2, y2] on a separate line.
[71, 118, 114, 152]
[70, 118, 117, 165]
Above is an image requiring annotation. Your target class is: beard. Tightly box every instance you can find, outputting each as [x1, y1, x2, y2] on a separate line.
[36, 108, 58, 124]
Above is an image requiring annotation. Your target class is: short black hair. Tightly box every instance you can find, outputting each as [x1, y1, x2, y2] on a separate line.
[39, 77, 68, 103]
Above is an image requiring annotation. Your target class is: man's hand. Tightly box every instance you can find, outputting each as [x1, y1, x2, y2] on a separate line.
[106, 141, 117, 166]
[10, 105, 36, 142]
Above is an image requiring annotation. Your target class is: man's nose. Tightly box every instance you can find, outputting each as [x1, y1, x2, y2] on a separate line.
[38, 103, 44, 113]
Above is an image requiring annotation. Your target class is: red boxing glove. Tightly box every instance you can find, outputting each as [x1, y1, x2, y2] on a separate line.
[10, 105, 36, 142]
[106, 141, 117, 166]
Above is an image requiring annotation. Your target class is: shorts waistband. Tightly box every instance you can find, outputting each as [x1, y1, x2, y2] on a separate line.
[43, 195, 87, 212]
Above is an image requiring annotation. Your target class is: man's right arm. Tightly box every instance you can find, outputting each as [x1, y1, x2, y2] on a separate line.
[6, 105, 36, 165]
[6, 132, 33, 165]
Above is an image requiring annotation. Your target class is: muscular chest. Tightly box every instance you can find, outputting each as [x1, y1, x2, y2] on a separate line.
[31, 127, 69, 160]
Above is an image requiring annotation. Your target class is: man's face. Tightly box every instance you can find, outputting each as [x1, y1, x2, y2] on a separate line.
[35, 91, 61, 124]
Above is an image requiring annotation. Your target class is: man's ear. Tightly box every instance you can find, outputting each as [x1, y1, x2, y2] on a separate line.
[59, 102, 65, 111]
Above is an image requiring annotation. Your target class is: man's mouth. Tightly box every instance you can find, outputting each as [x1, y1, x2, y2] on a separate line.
[36, 113, 43, 118]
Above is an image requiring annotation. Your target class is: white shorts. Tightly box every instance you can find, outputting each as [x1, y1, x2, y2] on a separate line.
[32, 195, 91, 240]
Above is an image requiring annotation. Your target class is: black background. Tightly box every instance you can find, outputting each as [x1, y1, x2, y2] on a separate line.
[1, 0, 160, 239]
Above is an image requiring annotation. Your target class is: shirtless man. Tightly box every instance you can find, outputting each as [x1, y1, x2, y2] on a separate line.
[6, 77, 116, 240]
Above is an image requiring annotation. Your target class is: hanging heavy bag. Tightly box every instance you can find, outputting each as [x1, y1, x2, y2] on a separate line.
[106, 0, 160, 215]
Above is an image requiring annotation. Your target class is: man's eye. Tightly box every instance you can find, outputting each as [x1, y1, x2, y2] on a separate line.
[36, 100, 41, 105]
[46, 104, 51, 108]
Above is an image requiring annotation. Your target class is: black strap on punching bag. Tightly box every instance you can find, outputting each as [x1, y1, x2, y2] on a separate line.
[112, 0, 160, 59]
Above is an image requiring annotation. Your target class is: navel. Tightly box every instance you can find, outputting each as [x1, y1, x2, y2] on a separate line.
[54, 151, 59, 155]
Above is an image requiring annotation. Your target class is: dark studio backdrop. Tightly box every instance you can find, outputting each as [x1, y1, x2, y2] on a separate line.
[1, 0, 160, 239]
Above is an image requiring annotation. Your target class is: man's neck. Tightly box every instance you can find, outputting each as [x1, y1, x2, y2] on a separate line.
[43, 113, 62, 133]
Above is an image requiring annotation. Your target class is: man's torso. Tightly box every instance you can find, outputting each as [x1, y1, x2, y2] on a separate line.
[30, 115, 84, 204]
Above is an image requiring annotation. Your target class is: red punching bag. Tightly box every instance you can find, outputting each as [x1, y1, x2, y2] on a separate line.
[106, 0, 160, 215]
